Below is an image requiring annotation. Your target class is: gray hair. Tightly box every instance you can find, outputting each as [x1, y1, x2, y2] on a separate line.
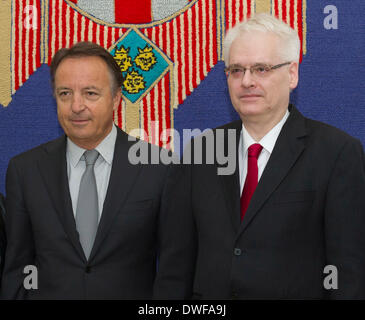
[223, 13, 300, 66]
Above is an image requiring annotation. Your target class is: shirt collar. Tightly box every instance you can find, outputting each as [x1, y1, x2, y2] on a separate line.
[242, 109, 290, 155]
[67, 124, 117, 167]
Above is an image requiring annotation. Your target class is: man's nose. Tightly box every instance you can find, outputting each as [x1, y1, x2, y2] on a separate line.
[241, 69, 256, 88]
[71, 93, 86, 113]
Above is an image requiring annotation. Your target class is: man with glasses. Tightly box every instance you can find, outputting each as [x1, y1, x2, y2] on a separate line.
[179, 13, 365, 299]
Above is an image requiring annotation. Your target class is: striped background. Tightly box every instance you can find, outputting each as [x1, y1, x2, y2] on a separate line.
[11, 0, 304, 148]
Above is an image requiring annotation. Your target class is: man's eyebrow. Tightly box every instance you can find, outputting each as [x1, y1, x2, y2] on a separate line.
[56, 87, 71, 92]
[83, 86, 101, 91]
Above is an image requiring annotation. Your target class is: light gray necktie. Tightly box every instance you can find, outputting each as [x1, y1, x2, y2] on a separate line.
[76, 149, 99, 260]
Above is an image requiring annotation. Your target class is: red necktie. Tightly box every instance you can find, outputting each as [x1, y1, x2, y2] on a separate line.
[240, 143, 263, 221]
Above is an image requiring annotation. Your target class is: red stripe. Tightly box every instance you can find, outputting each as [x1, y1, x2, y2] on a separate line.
[184, 7, 190, 93]
[290, 0, 295, 28]
[69, 0, 77, 3]
[100, 25, 105, 48]
[212, 0, 217, 65]
[21, 2, 26, 84]
[282, 0, 287, 22]
[107, 27, 113, 48]
[54, 0, 59, 52]
[191, 4, 197, 89]
[143, 100, 148, 141]
[274, 0, 279, 18]
[114, 28, 121, 43]
[205, 1, 210, 74]
[47, 0, 52, 64]
[92, 21, 97, 44]
[36, 0, 41, 67]
[239, 0, 243, 22]
[198, 0, 204, 80]
[62, 0, 67, 47]
[225, 0, 229, 30]
[84, 17, 89, 41]
[69, 4, 75, 47]
[114, 0, 151, 24]
[297, 0, 303, 62]
[247, 0, 251, 19]
[205, 0, 211, 72]
[77, 10, 82, 42]
[162, 23, 167, 57]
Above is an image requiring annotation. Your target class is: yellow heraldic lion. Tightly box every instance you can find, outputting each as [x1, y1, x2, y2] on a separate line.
[134, 45, 157, 71]
[114, 46, 133, 72]
[123, 69, 146, 94]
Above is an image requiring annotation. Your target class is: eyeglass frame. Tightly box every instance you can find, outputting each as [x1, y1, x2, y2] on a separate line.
[224, 61, 292, 79]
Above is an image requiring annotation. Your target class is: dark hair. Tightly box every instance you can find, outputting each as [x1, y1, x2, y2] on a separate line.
[50, 41, 123, 95]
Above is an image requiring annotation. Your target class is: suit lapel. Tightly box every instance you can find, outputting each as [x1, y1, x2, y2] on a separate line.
[89, 128, 142, 260]
[218, 120, 242, 234]
[237, 105, 308, 237]
[38, 136, 86, 261]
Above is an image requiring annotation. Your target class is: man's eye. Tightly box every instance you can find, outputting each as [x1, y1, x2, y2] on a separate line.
[58, 91, 70, 97]
[255, 66, 269, 73]
[87, 91, 97, 96]
[230, 68, 243, 74]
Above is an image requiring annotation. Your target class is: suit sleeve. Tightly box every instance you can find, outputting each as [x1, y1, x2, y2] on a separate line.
[324, 138, 365, 299]
[153, 162, 197, 299]
[1, 159, 35, 299]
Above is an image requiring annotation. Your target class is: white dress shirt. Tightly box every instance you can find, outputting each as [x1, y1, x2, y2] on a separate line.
[238, 110, 290, 195]
[66, 124, 117, 220]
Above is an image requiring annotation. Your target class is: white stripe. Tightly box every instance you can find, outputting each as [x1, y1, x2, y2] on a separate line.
[294, 0, 298, 31]
[279, 0, 282, 19]
[73, 6, 78, 45]
[81, 16, 85, 41]
[103, 26, 108, 48]
[172, 18, 178, 107]
[11, 0, 16, 92]
[187, 8, 193, 93]
[154, 85, 159, 145]
[229, 0, 233, 30]
[179, 15, 186, 101]
[235, 0, 239, 24]
[96, 24, 101, 45]
[162, 77, 167, 146]
[18, 0, 23, 86]
[88, 19, 93, 41]
[58, 0, 62, 48]
[202, 0, 207, 76]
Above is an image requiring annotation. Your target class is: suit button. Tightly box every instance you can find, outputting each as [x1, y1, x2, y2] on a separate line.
[85, 266, 91, 273]
[234, 248, 242, 256]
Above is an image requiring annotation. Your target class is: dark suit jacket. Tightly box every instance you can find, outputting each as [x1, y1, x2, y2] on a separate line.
[0, 193, 6, 287]
[1, 127, 194, 299]
[183, 105, 365, 299]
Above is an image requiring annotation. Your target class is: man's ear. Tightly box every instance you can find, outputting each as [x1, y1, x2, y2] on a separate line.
[289, 62, 299, 90]
[112, 89, 122, 111]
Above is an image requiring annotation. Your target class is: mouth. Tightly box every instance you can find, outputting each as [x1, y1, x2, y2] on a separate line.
[69, 119, 90, 125]
[239, 94, 262, 101]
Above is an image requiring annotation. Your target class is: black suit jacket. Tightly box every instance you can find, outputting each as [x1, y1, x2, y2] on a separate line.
[183, 105, 365, 299]
[1, 127, 194, 299]
[0, 193, 5, 287]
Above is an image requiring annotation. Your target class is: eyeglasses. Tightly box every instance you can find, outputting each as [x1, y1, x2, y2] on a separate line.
[224, 62, 291, 80]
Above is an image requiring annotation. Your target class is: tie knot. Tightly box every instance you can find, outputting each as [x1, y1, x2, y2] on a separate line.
[84, 149, 99, 166]
[247, 143, 263, 159]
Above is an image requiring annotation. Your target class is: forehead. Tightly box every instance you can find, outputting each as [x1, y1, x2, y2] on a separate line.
[55, 56, 110, 85]
[229, 31, 281, 65]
